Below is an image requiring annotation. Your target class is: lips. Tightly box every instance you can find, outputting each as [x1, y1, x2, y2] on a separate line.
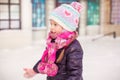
[49, 31, 58, 39]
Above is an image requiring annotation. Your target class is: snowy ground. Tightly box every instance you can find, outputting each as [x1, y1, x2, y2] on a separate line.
[0, 36, 120, 80]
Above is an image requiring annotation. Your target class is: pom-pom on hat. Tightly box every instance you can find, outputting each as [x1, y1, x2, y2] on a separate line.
[49, 2, 83, 32]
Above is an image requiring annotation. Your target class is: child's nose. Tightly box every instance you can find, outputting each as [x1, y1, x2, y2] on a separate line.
[50, 25, 55, 30]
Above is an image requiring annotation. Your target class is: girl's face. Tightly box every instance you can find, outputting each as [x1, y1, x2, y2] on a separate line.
[49, 20, 64, 38]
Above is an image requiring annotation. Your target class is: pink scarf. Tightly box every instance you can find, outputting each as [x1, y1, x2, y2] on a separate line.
[37, 30, 77, 76]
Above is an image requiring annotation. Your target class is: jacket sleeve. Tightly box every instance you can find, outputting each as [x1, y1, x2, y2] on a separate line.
[33, 59, 41, 73]
[66, 46, 83, 80]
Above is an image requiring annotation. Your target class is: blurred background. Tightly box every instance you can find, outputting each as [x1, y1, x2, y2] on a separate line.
[0, 0, 120, 80]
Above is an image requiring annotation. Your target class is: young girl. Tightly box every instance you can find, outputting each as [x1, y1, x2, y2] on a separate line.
[24, 2, 83, 80]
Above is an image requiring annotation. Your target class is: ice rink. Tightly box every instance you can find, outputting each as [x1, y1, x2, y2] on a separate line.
[0, 36, 120, 80]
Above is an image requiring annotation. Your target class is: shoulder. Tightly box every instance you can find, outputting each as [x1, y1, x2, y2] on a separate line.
[65, 39, 83, 55]
[68, 39, 83, 50]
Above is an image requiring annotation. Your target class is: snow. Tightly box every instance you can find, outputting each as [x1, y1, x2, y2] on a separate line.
[0, 36, 120, 80]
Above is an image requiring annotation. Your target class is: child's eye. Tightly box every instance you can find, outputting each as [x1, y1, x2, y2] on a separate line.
[54, 23, 57, 26]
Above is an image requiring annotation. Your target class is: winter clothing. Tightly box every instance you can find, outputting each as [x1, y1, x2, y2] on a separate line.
[33, 39, 83, 80]
[36, 30, 77, 76]
[49, 2, 83, 32]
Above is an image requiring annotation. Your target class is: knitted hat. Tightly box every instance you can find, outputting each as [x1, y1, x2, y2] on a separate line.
[49, 2, 83, 32]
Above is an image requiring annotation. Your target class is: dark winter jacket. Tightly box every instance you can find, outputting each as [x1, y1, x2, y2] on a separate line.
[33, 39, 83, 80]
